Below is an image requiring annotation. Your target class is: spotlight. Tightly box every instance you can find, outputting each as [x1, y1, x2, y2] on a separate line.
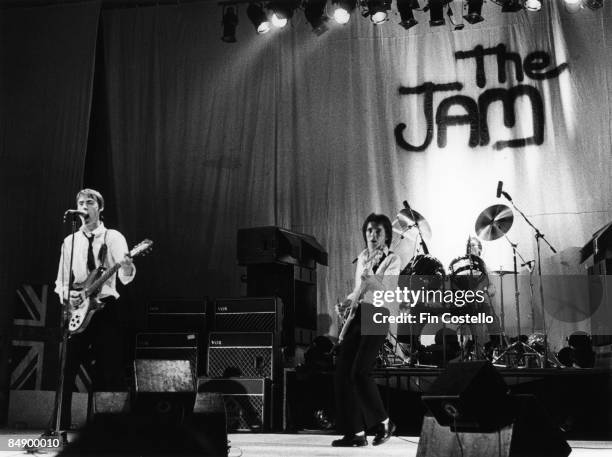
[304, 0, 329, 35]
[464, 0, 484, 23]
[501, 0, 523, 12]
[584, 0, 603, 9]
[427, 0, 445, 26]
[332, 0, 357, 25]
[397, 0, 418, 29]
[563, 0, 581, 12]
[221, 6, 238, 43]
[247, 3, 271, 34]
[268, 1, 297, 28]
[367, 0, 391, 24]
[524, 0, 541, 10]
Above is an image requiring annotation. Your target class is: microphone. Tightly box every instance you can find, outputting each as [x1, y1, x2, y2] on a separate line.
[496, 181, 503, 198]
[64, 209, 87, 218]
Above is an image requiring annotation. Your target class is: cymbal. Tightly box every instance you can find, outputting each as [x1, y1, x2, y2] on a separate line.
[397, 208, 432, 241]
[490, 269, 514, 276]
[475, 204, 513, 241]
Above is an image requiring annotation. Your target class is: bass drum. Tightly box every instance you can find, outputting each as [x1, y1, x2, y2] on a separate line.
[448, 254, 489, 291]
[399, 254, 446, 291]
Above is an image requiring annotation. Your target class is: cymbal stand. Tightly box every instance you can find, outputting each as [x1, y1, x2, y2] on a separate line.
[501, 192, 560, 368]
[491, 268, 510, 346]
[492, 235, 539, 366]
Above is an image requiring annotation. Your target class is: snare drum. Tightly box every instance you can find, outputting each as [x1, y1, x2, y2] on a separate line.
[448, 254, 489, 292]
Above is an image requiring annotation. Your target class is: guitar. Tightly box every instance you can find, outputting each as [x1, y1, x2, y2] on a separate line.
[67, 239, 153, 334]
[337, 248, 385, 343]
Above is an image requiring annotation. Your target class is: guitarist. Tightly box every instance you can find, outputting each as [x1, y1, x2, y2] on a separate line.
[53, 188, 135, 429]
[332, 213, 401, 447]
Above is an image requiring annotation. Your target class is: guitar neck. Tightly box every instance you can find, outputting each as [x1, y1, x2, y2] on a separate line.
[86, 263, 122, 298]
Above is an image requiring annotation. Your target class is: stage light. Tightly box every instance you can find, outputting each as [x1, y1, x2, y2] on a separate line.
[397, 0, 418, 29]
[268, 1, 297, 28]
[464, 0, 484, 24]
[221, 6, 238, 43]
[304, 0, 329, 35]
[501, 0, 523, 12]
[367, 0, 391, 24]
[427, 0, 445, 26]
[584, 0, 603, 9]
[524, 0, 541, 11]
[332, 0, 357, 25]
[247, 3, 271, 34]
[563, 0, 581, 12]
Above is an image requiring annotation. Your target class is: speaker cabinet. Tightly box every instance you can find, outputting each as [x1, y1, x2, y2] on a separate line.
[135, 331, 199, 376]
[59, 392, 228, 457]
[214, 297, 282, 334]
[417, 395, 571, 457]
[199, 377, 269, 431]
[422, 360, 510, 431]
[207, 332, 277, 380]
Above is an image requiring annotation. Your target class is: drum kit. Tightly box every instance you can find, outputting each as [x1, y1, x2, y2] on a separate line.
[382, 193, 561, 369]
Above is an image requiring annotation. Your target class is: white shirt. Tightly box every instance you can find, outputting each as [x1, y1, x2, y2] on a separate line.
[347, 246, 401, 304]
[55, 222, 136, 301]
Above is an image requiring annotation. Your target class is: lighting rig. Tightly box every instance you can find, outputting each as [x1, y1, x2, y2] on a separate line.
[219, 0, 606, 42]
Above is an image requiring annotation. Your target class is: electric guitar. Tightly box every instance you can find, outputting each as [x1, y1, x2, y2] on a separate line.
[337, 248, 385, 343]
[67, 239, 153, 334]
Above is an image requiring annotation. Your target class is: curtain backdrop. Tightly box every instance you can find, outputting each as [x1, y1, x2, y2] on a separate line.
[0, 0, 100, 413]
[102, 3, 612, 349]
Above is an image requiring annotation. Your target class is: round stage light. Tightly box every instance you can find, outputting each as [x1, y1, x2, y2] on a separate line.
[271, 13, 288, 28]
[333, 7, 351, 24]
[371, 10, 388, 24]
[257, 21, 271, 34]
[525, 0, 542, 11]
[564, 0, 581, 12]
[247, 4, 272, 34]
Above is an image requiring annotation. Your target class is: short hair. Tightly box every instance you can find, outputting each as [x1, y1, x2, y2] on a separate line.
[76, 188, 104, 211]
[362, 213, 393, 248]
[467, 236, 482, 254]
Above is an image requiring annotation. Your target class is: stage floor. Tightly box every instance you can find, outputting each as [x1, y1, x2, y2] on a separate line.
[1, 431, 612, 456]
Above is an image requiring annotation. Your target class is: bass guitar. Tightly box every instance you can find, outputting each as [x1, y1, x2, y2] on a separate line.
[67, 239, 153, 334]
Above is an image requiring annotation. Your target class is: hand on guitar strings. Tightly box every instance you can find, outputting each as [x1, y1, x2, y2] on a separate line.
[68, 290, 84, 309]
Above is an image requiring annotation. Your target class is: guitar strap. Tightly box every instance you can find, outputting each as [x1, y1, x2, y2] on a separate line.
[97, 229, 109, 269]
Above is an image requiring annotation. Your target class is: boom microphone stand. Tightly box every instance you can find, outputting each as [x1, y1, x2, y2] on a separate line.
[499, 188, 560, 368]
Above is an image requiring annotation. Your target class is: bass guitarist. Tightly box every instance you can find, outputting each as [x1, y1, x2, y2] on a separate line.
[53, 188, 135, 429]
[332, 213, 401, 447]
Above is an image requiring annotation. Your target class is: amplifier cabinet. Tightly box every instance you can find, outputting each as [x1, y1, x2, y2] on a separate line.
[214, 297, 282, 334]
[147, 298, 207, 332]
[207, 332, 278, 380]
[198, 378, 270, 431]
[135, 332, 199, 378]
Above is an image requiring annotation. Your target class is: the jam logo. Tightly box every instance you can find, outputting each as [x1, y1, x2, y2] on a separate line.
[395, 44, 569, 151]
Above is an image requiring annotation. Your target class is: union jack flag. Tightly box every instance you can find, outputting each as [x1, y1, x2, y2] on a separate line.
[9, 284, 91, 392]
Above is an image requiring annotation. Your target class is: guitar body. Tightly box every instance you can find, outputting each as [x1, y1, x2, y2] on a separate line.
[68, 269, 105, 335]
[65, 238, 153, 335]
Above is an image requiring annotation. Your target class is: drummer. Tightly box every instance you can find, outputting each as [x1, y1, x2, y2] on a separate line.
[464, 236, 502, 356]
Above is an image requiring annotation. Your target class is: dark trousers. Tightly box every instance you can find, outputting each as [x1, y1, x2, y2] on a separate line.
[53, 297, 126, 429]
[334, 305, 388, 435]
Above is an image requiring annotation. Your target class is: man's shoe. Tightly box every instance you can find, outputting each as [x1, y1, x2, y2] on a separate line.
[372, 421, 396, 446]
[331, 435, 368, 447]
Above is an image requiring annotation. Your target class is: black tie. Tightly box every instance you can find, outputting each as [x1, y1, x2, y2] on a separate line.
[86, 234, 96, 272]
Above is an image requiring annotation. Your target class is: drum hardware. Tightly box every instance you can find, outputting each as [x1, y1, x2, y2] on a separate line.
[496, 185, 560, 368]
[488, 269, 513, 347]
[475, 204, 538, 365]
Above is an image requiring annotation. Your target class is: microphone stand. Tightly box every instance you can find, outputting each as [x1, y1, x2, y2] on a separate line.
[501, 192, 560, 368]
[43, 214, 81, 446]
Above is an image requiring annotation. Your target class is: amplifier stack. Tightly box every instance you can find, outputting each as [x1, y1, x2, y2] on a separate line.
[204, 297, 283, 431]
